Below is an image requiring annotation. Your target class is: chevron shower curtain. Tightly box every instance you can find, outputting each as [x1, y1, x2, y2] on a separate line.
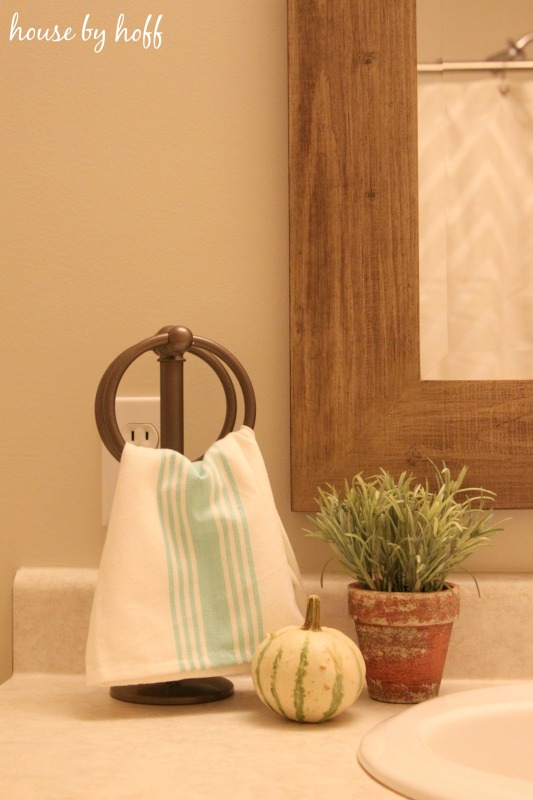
[418, 72, 533, 379]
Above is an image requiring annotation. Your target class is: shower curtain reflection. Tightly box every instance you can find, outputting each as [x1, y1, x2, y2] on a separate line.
[419, 71, 533, 379]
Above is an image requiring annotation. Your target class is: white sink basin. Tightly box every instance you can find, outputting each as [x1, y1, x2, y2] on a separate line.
[358, 683, 533, 800]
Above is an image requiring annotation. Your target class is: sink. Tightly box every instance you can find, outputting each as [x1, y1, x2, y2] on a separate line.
[358, 683, 533, 800]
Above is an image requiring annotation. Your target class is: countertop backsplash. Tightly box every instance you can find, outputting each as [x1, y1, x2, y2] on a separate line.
[11, 567, 533, 680]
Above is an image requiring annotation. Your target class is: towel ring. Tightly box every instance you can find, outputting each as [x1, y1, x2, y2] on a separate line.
[94, 325, 256, 706]
[95, 324, 256, 461]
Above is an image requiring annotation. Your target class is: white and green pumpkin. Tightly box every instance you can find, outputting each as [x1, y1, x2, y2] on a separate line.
[251, 595, 366, 723]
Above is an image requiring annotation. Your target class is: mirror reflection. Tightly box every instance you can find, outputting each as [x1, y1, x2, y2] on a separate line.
[417, 1, 533, 379]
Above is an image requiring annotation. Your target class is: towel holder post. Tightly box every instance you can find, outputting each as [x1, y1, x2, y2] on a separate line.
[94, 325, 256, 705]
[153, 325, 191, 452]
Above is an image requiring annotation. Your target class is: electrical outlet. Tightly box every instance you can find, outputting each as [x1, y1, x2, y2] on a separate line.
[101, 397, 160, 526]
[122, 423, 159, 448]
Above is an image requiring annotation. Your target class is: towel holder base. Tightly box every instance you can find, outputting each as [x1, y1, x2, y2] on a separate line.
[95, 325, 256, 705]
[110, 677, 235, 706]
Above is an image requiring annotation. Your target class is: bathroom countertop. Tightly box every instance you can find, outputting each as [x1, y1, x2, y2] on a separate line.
[6, 568, 533, 799]
[0, 673, 506, 800]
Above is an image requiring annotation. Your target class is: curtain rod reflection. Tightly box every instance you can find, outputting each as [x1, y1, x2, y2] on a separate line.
[418, 61, 533, 73]
[420, 30, 533, 73]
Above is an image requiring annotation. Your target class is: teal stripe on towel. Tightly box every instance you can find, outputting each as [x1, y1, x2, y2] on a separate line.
[208, 445, 264, 655]
[157, 453, 206, 672]
[203, 453, 248, 663]
[170, 457, 207, 670]
[184, 460, 239, 664]
[157, 443, 264, 672]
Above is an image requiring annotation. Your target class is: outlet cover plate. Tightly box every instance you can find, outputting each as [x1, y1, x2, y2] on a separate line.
[101, 397, 160, 526]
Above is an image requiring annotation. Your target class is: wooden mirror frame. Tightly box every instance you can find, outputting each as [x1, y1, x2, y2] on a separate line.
[288, 0, 533, 510]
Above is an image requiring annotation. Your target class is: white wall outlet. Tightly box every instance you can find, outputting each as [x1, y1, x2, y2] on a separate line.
[121, 422, 159, 448]
[101, 397, 160, 526]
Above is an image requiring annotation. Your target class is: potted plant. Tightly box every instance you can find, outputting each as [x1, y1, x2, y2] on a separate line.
[306, 464, 501, 704]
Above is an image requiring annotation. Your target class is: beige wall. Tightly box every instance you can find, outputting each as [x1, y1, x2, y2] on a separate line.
[417, 0, 532, 61]
[1, 1, 533, 685]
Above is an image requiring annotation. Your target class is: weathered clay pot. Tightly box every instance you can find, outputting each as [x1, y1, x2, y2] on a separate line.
[348, 582, 460, 704]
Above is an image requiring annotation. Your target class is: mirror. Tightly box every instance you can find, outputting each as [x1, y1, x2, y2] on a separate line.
[417, 1, 533, 379]
[288, 0, 533, 510]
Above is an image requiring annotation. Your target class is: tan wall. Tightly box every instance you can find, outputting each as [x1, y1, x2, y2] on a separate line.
[418, 0, 532, 61]
[1, 1, 533, 684]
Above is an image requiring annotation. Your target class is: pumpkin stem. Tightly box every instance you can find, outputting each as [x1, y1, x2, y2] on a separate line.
[302, 595, 322, 631]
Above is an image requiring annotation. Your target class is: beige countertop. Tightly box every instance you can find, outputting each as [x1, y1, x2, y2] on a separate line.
[4, 568, 533, 799]
[0, 672, 504, 800]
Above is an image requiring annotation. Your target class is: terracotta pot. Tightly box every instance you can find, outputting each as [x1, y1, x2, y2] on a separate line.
[347, 582, 460, 704]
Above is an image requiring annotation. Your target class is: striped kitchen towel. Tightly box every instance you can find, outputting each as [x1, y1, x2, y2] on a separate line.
[86, 426, 305, 687]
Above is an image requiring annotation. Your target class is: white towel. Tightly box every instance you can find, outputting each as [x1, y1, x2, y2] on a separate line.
[86, 426, 305, 687]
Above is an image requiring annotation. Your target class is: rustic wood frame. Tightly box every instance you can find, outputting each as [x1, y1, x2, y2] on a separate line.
[288, 0, 533, 510]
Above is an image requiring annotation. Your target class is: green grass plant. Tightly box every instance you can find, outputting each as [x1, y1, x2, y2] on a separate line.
[306, 464, 501, 592]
